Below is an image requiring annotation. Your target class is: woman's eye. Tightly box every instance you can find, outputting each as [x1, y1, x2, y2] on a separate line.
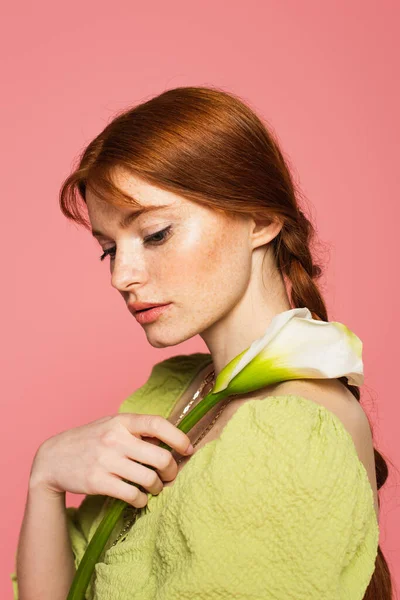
[145, 225, 172, 245]
[99, 246, 116, 262]
[99, 226, 172, 262]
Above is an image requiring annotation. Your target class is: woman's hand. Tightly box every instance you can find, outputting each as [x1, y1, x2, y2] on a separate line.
[29, 413, 194, 507]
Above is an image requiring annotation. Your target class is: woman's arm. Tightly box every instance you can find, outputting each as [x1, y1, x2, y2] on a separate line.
[15, 477, 76, 600]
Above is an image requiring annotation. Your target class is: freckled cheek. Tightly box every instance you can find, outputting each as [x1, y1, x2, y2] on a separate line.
[173, 226, 225, 282]
[194, 239, 240, 304]
[152, 226, 201, 274]
[152, 222, 241, 297]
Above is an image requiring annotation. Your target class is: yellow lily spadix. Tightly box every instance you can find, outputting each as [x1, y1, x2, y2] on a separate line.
[67, 306, 363, 599]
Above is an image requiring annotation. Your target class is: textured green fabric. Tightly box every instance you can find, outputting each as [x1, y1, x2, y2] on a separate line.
[11, 352, 379, 599]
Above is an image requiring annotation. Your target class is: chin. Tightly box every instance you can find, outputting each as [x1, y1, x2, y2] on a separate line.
[143, 323, 200, 349]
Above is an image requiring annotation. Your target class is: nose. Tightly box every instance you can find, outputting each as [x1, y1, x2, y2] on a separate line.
[110, 255, 148, 293]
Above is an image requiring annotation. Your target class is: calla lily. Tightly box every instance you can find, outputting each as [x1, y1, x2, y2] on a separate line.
[213, 306, 364, 394]
[67, 307, 363, 600]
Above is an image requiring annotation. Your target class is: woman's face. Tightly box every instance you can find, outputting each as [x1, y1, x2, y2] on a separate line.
[86, 169, 254, 348]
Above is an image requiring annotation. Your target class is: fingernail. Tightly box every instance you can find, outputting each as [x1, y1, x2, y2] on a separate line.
[185, 444, 195, 455]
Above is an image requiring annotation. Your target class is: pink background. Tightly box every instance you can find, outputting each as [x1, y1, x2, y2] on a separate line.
[2, 0, 399, 597]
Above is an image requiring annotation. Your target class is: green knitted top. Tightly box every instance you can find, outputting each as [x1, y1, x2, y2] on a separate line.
[11, 352, 379, 599]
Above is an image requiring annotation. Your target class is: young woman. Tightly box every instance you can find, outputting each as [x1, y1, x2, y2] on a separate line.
[13, 86, 392, 599]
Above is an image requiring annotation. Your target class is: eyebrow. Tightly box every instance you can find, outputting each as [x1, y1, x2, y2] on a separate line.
[91, 204, 171, 238]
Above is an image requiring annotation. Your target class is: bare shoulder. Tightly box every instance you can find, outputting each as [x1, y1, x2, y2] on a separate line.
[267, 378, 368, 440]
[263, 378, 379, 519]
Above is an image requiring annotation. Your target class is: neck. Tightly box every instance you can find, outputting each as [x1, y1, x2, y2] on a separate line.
[200, 248, 292, 377]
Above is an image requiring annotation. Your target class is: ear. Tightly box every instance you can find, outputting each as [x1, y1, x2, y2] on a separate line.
[249, 216, 283, 250]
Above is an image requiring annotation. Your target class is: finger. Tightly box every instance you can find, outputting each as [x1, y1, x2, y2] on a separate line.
[120, 413, 193, 455]
[125, 436, 178, 483]
[104, 475, 149, 508]
[115, 457, 164, 496]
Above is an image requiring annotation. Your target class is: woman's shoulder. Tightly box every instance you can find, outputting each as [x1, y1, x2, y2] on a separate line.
[192, 377, 367, 458]
[177, 382, 378, 520]
[189, 376, 378, 518]
[174, 385, 377, 514]
[258, 378, 379, 519]
[155, 390, 379, 597]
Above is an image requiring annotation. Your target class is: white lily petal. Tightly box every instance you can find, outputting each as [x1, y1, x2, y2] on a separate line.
[258, 318, 363, 385]
[213, 307, 364, 393]
[228, 308, 312, 380]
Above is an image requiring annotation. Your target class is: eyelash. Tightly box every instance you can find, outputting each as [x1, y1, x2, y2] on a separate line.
[99, 226, 172, 262]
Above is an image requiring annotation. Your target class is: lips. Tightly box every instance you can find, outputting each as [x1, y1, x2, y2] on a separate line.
[133, 303, 172, 324]
[128, 302, 168, 314]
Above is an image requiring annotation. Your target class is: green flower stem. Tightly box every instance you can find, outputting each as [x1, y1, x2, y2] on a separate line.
[66, 498, 126, 599]
[158, 388, 228, 446]
[67, 387, 229, 600]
